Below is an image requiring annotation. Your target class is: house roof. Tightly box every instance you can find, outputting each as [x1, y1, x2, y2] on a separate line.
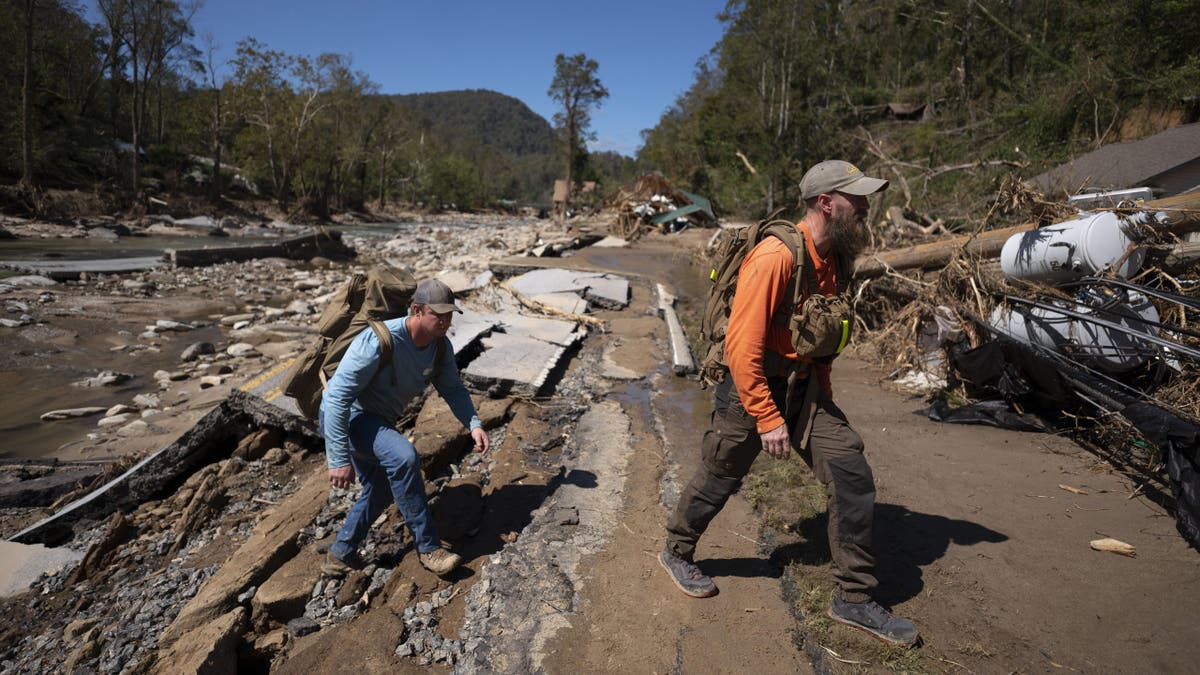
[1030, 122, 1200, 196]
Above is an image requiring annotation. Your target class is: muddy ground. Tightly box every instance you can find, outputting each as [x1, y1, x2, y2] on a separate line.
[1, 216, 1197, 673]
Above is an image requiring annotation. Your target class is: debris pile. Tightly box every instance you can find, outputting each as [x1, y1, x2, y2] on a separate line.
[610, 172, 715, 239]
[854, 191, 1200, 548]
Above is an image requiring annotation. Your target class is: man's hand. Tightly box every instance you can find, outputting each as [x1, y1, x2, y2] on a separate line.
[328, 465, 356, 489]
[471, 427, 490, 454]
[760, 422, 791, 460]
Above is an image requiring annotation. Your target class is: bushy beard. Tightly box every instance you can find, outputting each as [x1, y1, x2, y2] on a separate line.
[828, 208, 870, 258]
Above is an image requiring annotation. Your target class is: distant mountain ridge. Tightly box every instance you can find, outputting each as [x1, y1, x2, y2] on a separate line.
[389, 89, 555, 158]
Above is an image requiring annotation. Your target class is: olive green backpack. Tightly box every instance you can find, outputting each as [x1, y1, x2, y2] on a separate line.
[697, 216, 854, 387]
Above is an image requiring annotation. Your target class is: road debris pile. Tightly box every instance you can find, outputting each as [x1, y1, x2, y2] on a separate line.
[853, 190, 1200, 548]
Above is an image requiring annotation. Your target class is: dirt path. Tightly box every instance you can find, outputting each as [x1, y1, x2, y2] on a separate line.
[539, 357, 810, 673]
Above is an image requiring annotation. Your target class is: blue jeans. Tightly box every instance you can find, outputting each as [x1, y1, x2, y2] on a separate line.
[323, 410, 440, 556]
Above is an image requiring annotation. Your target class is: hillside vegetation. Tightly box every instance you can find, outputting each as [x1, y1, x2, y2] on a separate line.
[1, 0, 1197, 223]
[639, 0, 1200, 223]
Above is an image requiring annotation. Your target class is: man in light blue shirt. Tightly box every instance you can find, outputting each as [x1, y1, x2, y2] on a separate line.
[320, 279, 489, 577]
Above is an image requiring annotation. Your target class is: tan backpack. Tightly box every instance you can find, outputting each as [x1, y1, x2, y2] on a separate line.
[697, 216, 854, 387]
[281, 265, 443, 419]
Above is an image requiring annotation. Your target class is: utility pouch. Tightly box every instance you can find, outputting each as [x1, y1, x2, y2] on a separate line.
[789, 293, 853, 359]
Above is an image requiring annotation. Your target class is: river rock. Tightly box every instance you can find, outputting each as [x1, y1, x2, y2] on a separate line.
[220, 313, 255, 326]
[116, 420, 151, 437]
[77, 371, 133, 388]
[41, 406, 107, 421]
[97, 413, 134, 428]
[180, 342, 215, 361]
[121, 279, 153, 292]
[155, 320, 194, 332]
[199, 375, 224, 388]
[5, 275, 57, 287]
[285, 299, 312, 315]
[226, 343, 259, 357]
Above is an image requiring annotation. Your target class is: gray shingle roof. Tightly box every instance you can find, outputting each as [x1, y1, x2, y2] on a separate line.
[1031, 122, 1200, 196]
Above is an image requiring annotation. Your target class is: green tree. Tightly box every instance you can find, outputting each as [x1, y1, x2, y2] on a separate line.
[547, 52, 608, 219]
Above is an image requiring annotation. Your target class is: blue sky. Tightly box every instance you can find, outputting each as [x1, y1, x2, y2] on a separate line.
[100, 0, 730, 157]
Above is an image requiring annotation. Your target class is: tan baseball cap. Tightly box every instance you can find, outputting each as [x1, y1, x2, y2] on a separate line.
[799, 160, 889, 200]
[413, 279, 462, 314]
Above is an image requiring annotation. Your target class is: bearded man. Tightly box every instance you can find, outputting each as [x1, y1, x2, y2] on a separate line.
[658, 160, 919, 648]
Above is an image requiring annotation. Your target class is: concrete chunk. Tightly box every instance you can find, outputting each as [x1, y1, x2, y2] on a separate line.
[447, 309, 502, 353]
[506, 268, 630, 310]
[499, 314, 581, 346]
[529, 292, 589, 315]
[462, 331, 583, 397]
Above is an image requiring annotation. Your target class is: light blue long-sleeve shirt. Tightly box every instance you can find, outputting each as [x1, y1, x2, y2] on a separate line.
[320, 317, 482, 469]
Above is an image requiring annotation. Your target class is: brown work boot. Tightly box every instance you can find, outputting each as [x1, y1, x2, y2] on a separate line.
[321, 549, 362, 578]
[419, 548, 462, 576]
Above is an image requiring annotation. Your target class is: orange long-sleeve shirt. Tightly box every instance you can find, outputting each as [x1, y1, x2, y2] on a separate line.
[725, 222, 838, 433]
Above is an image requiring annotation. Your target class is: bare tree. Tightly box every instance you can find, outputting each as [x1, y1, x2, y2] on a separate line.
[19, 0, 36, 191]
[196, 32, 226, 201]
[98, 0, 197, 196]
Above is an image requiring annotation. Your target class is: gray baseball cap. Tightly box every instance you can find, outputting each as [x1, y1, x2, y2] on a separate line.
[412, 279, 462, 314]
[799, 160, 889, 200]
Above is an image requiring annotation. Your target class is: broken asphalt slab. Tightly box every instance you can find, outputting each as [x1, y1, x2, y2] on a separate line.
[504, 268, 630, 310]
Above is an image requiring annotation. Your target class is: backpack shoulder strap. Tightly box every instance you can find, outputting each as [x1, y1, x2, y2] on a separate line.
[423, 336, 448, 385]
[368, 320, 398, 388]
[761, 221, 808, 324]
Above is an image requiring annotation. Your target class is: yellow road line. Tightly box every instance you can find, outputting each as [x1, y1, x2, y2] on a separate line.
[240, 357, 296, 392]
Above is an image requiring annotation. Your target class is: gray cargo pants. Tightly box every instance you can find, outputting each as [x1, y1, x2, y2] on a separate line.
[665, 375, 878, 602]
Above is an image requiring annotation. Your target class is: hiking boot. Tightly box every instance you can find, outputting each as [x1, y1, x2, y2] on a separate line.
[419, 548, 462, 576]
[658, 548, 718, 598]
[827, 597, 919, 647]
[321, 549, 362, 578]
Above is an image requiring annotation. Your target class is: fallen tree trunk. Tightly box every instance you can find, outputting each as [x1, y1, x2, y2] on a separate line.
[853, 193, 1200, 279]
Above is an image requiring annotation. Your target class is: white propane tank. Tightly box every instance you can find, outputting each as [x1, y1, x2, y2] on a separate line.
[988, 289, 1160, 373]
[1000, 211, 1145, 282]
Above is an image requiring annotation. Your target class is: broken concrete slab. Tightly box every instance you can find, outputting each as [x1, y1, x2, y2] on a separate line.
[9, 390, 319, 546]
[447, 309, 503, 354]
[461, 331, 584, 397]
[0, 258, 166, 281]
[436, 270, 476, 294]
[505, 268, 629, 310]
[498, 313, 582, 346]
[527, 291, 588, 315]
[0, 540, 85, 597]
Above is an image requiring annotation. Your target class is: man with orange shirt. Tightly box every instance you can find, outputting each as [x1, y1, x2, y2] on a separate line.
[660, 160, 919, 647]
